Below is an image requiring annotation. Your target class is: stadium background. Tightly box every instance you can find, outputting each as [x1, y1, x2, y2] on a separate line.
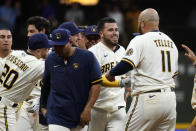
[0, 0, 196, 130]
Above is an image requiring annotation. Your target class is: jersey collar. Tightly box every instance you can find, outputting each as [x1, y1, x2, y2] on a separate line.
[25, 50, 33, 56]
[150, 30, 160, 32]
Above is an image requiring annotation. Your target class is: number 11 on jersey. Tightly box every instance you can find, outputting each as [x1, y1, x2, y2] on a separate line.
[161, 50, 171, 72]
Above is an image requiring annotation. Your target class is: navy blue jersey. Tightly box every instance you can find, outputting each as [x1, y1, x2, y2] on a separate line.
[40, 48, 102, 128]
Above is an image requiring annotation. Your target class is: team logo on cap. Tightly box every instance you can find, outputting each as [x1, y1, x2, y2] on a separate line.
[91, 27, 97, 32]
[73, 63, 79, 69]
[55, 33, 61, 39]
[126, 48, 133, 56]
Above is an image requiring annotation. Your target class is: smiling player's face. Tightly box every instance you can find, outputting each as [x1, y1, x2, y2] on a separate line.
[102, 23, 119, 46]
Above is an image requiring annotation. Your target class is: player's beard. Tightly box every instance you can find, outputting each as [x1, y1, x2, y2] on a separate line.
[103, 36, 118, 46]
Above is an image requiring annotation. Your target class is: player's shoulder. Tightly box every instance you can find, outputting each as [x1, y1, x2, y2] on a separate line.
[77, 48, 95, 59]
[88, 42, 102, 51]
[11, 50, 26, 56]
[76, 47, 92, 55]
[9, 50, 37, 60]
[129, 31, 159, 44]
[128, 34, 144, 47]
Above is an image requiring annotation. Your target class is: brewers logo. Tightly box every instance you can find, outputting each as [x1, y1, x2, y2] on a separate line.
[55, 33, 61, 39]
[73, 63, 79, 69]
[91, 27, 97, 32]
[126, 48, 133, 56]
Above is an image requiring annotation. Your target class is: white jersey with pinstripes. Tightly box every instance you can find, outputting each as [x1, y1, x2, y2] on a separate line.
[123, 31, 178, 95]
[89, 42, 126, 112]
[0, 50, 44, 103]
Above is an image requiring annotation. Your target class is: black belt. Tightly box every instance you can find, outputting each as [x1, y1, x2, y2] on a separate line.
[144, 88, 175, 93]
[0, 96, 18, 107]
[12, 103, 18, 108]
[118, 106, 124, 110]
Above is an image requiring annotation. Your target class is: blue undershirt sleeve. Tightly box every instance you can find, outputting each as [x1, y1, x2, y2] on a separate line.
[109, 60, 134, 76]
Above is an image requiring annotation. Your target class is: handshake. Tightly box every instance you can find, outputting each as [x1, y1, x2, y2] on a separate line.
[102, 75, 131, 88]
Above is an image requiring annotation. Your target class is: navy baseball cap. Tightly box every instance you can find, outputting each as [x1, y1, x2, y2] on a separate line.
[49, 28, 71, 46]
[58, 22, 84, 35]
[85, 25, 99, 36]
[28, 33, 51, 50]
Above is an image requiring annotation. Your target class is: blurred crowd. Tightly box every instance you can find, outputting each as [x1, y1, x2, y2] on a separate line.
[0, 0, 196, 50]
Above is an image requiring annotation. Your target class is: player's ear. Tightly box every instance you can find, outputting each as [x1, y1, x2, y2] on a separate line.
[69, 39, 73, 45]
[141, 21, 145, 29]
[99, 31, 103, 38]
[40, 28, 46, 34]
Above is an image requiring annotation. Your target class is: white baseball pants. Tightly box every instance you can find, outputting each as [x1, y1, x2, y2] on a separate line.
[88, 107, 126, 131]
[125, 91, 176, 131]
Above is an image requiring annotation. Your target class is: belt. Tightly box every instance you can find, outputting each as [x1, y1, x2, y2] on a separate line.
[118, 106, 124, 110]
[144, 87, 175, 93]
[0, 96, 18, 107]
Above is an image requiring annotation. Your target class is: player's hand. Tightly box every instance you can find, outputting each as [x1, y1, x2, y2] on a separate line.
[33, 110, 39, 123]
[26, 98, 39, 113]
[80, 107, 91, 127]
[188, 125, 196, 131]
[182, 44, 196, 64]
[125, 91, 131, 103]
[41, 108, 47, 117]
[119, 77, 131, 88]
[105, 72, 115, 82]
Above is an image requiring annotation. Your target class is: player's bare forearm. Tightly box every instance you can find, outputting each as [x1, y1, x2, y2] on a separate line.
[85, 83, 101, 110]
[80, 83, 101, 126]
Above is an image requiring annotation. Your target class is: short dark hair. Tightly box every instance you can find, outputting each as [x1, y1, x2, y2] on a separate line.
[0, 27, 12, 34]
[97, 17, 116, 32]
[27, 16, 51, 36]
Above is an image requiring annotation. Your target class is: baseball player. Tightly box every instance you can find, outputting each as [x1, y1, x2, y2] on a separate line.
[15, 33, 50, 131]
[16, 16, 51, 131]
[27, 16, 51, 38]
[78, 25, 88, 50]
[88, 17, 126, 131]
[181, 44, 196, 131]
[40, 28, 102, 131]
[0, 28, 50, 130]
[58, 21, 84, 47]
[84, 25, 100, 49]
[78, 25, 100, 50]
[105, 8, 178, 131]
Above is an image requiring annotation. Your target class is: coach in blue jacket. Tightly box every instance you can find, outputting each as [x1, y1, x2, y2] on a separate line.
[40, 28, 102, 130]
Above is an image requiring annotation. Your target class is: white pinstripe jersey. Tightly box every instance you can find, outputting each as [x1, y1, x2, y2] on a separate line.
[123, 31, 178, 95]
[89, 42, 126, 112]
[0, 50, 44, 103]
[0, 58, 4, 77]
